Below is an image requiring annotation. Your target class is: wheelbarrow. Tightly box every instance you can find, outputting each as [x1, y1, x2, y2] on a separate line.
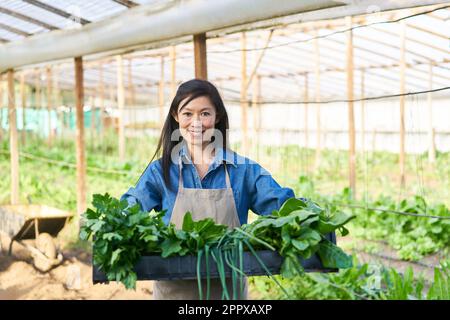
[0, 204, 74, 272]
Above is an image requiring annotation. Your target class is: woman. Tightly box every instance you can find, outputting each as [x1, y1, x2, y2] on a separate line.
[121, 79, 296, 300]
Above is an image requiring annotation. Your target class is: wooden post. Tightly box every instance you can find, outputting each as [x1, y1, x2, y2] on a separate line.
[107, 84, 114, 137]
[252, 74, 261, 161]
[127, 59, 136, 131]
[35, 70, 41, 109]
[314, 34, 321, 168]
[304, 73, 309, 150]
[372, 129, 377, 152]
[360, 69, 365, 152]
[54, 67, 62, 139]
[127, 59, 135, 106]
[193, 33, 207, 80]
[0, 73, 3, 141]
[399, 21, 406, 187]
[346, 16, 356, 198]
[20, 73, 26, 145]
[8, 70, 19, 205]
[116, 55, 125, 162]
[99, 63, 105, 142]
[427, 62, 435, 164]
[89, 95, 95, 145]
[170, 46, 177, 99]
[46, 67, 53, 145]
[159, 56, 165, 128]
[74, 57, 86, 221]
[35, 70, 41, 143]
[241, 32, 249, 156]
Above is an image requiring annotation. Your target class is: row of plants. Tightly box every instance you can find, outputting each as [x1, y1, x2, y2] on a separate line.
[80, 193, 354, 299]
[296, 175, 450, 261]
[347, 194, 450, 261]
[250, 257, 450, 300]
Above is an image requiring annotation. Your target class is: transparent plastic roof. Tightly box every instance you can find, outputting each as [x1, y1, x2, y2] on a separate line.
[0, 1, 449, 103]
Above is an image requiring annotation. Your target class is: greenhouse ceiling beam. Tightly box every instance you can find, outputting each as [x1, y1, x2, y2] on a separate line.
[0, 0, 346, 72]
[22, 0, 91, 25]
[371, 26, 450, 56]
[0, 22, 32, 37]
[0, 6, 58, 30]
[407, 23, 449, 40]
[112, 0, 139, 8]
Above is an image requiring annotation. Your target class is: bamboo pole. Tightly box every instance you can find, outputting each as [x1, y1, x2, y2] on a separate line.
[241, 32, 249, 156]
[159, 56, 165, 128]
[427, 62, 435, 164]
[99, 63, 105, 143]
[109, 84, 115, 107]
[127, 59, 135, 106]
[127, 58, 136, 131]
[252, 74, 261, 162]
[346, 16, 356, 198]
[116, 55, 125, 162]
[372, 129, 377, 152]
[46, 67, 53, 146]
[8, 69, 19, 205]
[314, 33, 321, 168]
[303, 72, 310, 175]
[89, 95, 95, 145]
[35, 70, 41, 109]
[20, 73, 26, 145]
[104, 84, 115, 152]
[0, 73, 3, 141]
[193, 33, 207, 80]
[304, 73, 309, 150]
[170, 46, 176, 99]
[74, 57, 86, 221]
[360, 69, 365, 152]
[399, 20, 406, 188]
[54, 67, 62, 139]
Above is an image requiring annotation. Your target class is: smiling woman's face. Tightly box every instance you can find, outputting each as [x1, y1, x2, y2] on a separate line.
[175, 95, 218, 146]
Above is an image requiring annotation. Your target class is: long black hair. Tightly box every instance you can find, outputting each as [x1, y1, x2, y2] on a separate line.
[150, 79, 230, 190]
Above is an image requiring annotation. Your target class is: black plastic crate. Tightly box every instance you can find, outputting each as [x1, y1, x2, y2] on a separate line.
[93, 232, 337, 283]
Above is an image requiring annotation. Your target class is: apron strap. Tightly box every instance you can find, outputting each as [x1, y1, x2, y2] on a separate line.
[178, 157, 184, 191]
[223, 162, 232, 189]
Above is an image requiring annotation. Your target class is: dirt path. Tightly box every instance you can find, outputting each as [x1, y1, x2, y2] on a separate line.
[0, 248, 153, 300]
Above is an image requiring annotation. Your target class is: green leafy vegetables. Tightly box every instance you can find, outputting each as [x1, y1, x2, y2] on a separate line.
[80, 194, 354, 297]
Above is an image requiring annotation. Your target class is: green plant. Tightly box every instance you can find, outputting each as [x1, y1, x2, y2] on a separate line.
[80, 194, 355, 295]
[427, 262, 450, 300]
[80, 193, 166, 289]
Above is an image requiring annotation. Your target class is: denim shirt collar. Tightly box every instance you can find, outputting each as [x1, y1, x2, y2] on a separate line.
[179, 143, 237, 169]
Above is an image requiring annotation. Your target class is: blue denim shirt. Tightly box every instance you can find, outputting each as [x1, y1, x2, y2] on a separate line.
[121, 144, 296, 225]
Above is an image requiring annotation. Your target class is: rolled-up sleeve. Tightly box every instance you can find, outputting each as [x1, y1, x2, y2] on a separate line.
[248, 164, 295, 216]
[120, 163, 162, 213]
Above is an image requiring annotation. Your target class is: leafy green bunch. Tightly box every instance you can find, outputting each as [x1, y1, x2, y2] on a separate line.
[80, 193, 355, 295]
[242, 198, 355, 278]
[80, 193, 166, 288]
[159, 212, 228, 257]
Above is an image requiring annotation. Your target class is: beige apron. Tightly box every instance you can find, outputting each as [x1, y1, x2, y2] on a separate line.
[153, 158, 248, 300]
